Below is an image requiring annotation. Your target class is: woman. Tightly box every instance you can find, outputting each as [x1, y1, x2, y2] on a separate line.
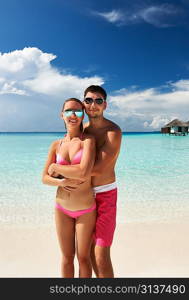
[42, 98, 96, 278]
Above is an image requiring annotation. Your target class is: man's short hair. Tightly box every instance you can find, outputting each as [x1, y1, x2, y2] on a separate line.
[84, 85, 107, 100]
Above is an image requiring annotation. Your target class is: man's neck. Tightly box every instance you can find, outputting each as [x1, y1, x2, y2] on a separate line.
[88, 116, 106, 129]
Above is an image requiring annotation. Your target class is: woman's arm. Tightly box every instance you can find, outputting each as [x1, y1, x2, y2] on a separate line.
[48, 136, 96, 180]
[42, 140, 64, 186]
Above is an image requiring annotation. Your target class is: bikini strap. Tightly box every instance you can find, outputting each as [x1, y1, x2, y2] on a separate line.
[58, 139, 63, 152]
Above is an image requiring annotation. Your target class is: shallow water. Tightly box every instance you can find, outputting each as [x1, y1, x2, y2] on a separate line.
[0, 132, 189, 225]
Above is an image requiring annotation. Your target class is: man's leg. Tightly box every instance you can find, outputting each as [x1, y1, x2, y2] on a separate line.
[92, 187, 117, 278]
[91, 243, 114, 278]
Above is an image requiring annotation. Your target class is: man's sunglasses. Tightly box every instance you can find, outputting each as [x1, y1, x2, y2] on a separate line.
[63, 110, 83, 117]
[84, 97, 105, 105]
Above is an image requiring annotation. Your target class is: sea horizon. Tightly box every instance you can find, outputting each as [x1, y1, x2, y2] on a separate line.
[0, 131, 161, 134]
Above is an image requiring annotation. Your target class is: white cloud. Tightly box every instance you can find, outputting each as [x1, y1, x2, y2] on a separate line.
[24, 70, 102, 98]
[139, 4, 179, 28]
[106, 81, 189, 131]
[92, 4, 183, 28]
[143, 121, 149, 128]
[1, 47, 189, 132]
[0, 81, 27, 95]
[170, 79, 189, 91]
[143, 114, 177, 130]
[0, 47, 103, 98]
[0, 47, 54, 75]
[147, 116, 171, 129]
[94, 9, 125, 24]
[0, 47, 104, 131]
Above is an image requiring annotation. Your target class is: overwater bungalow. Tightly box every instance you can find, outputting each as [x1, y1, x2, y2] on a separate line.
[161, 119, 189, 136]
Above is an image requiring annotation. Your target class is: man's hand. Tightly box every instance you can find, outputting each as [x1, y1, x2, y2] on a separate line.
[58, 178, 85, 191]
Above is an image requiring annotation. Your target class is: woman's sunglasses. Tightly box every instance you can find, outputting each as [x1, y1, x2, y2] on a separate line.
[63, 110, 83, 117]
[84, 97, 105, 105]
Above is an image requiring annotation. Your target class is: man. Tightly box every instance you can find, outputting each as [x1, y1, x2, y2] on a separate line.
[83, 85, 122, 278]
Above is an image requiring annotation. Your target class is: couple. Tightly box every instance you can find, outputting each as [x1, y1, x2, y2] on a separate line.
[42, 85, 122, 278]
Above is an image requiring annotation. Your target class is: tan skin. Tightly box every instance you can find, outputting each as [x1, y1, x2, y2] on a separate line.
[42, 100, 96, 278]
[51, 92, 122, 278]
[83, 91, 122, 278]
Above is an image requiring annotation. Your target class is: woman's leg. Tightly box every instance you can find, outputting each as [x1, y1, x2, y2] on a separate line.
[75, 209, 96, 278]
[55, 207, 75, 277]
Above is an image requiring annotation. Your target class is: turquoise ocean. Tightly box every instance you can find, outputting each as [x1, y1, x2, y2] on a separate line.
[0, 132, 189, 226]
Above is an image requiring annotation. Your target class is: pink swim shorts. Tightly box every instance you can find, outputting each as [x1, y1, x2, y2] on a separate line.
[94, 188, 117, 247]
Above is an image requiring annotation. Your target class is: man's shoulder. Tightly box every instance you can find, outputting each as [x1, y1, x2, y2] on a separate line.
[105, 119, 122, 133]
[83, 132, 95, 141]
[83, 119, 122, 135]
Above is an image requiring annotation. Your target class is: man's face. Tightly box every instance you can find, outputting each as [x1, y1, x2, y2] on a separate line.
[83, 92, 107, 118]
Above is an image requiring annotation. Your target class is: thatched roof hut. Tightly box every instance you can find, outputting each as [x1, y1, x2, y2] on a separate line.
[161, 119, 189, 135]
[164, 119, 189, 127]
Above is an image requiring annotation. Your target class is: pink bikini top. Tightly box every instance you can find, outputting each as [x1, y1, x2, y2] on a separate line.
[56, 134, 83, 165]
[56, 149, 83, 165]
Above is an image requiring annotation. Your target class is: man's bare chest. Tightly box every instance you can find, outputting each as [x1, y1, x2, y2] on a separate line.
[84, 128, 106, 150]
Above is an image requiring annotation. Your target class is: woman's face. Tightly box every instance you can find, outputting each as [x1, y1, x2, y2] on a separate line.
[62, 101, 84, 130]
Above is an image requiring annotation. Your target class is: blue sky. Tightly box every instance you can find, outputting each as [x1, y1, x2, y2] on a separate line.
[0, 0, 189, 131]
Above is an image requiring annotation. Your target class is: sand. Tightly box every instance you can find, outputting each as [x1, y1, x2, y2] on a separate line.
[0, 222, 189, 278]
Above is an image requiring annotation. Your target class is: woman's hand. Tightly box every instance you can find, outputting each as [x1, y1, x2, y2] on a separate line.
[51, 172, 60, 178]
[48, 164, 61, 178]
[48, 163, 56, 176]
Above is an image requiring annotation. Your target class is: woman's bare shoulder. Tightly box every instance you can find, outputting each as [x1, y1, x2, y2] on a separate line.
[49, 139, 62, 151]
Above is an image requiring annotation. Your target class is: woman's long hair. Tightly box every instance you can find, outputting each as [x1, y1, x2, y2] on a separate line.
[61, 98, 84, 132]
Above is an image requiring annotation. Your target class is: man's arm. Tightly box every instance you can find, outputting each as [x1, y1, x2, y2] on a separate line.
[91, 129, 122, 176]
[48, 136, 96, 180]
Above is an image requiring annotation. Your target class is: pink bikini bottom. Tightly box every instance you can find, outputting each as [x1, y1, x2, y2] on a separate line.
[55, 202, 96, 219]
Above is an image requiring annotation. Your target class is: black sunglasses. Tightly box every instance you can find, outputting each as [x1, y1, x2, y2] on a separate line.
[84, 97, 105, 105]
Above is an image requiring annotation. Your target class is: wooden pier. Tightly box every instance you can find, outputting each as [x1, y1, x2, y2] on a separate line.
[169, 132, 187, 136]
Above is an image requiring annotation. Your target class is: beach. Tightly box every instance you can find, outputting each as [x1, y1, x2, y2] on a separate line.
[1, 221, 189, 278]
